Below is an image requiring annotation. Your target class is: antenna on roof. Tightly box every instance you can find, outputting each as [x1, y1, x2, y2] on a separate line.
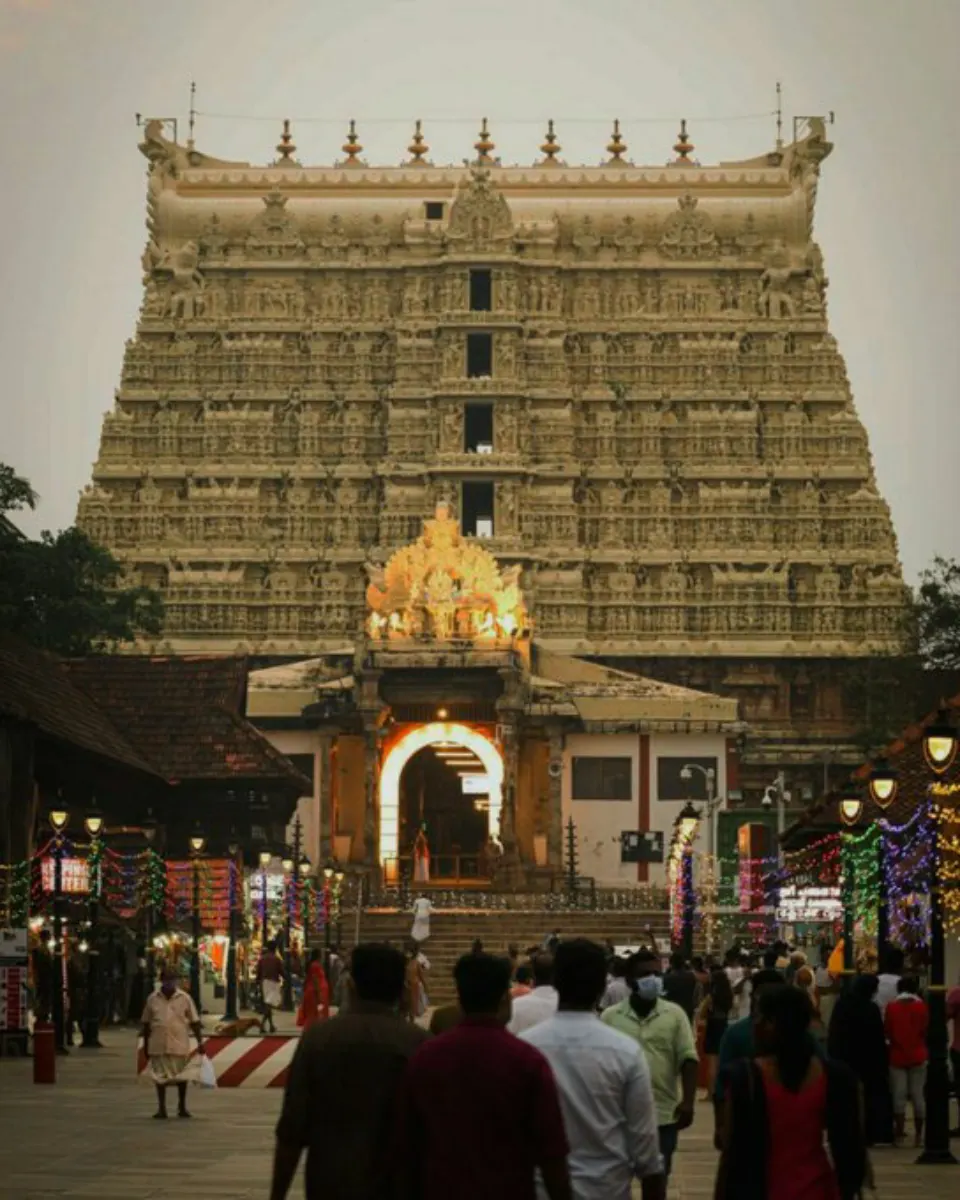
[775, 81, 783, 151]
[188, 81, 197, 149]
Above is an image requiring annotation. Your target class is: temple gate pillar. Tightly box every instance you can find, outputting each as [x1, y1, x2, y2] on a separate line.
[317, 732, 334, 862]
[362, 726, 380, 867]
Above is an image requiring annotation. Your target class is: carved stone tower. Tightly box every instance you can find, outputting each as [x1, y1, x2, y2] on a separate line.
[79, 116, 906, 794]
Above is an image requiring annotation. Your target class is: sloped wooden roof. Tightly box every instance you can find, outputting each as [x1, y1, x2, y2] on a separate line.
[63, 655, 311, 790]
[0, 634, 158, 777]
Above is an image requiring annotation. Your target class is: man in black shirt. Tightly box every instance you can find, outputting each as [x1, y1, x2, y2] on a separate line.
[271, 942, 429, 1200]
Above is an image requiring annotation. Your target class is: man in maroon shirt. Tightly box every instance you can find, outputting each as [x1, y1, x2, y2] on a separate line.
[397, 952, 572, 1200]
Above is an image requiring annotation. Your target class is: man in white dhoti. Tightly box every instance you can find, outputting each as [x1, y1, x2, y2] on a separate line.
[411, 895, 433, 944]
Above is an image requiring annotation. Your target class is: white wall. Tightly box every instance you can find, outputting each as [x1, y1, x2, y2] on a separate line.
[261, 729, 321, 866]
[563, 733, 641, 887]
[562, 730, 729, 887]
[648, 732, 728, 870]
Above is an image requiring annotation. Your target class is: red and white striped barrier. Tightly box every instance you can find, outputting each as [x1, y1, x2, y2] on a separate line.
[137, 1035, 297, 1088]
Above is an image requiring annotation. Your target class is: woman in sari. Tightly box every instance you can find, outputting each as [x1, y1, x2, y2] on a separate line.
[296, 949, 330, 1030]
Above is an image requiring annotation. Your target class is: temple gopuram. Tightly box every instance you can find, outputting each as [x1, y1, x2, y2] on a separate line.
[76, 114, 907, 879]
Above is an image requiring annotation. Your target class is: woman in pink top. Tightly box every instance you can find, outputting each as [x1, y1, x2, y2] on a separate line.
[716, 984, 868, 1200]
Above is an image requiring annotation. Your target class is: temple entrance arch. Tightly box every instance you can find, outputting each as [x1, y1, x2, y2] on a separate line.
[378, 722, 503, 871]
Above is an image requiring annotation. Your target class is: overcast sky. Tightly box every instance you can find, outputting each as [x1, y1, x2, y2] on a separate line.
[1, 0, 957, 581]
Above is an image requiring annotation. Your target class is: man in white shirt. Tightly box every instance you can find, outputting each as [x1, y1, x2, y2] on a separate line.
[520, 939, 665, 1200]
[507, 953, 558, 1035]
[600, 954, 632, 1010]
[876, 947, 904, 1014]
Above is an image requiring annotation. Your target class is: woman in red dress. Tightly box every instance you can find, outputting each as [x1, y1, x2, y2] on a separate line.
[296, 950, 330, 1030]
[716, 983, 868, 1200]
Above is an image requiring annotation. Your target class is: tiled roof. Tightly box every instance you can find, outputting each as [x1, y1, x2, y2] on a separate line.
[64, 655, 311, 790]
[0, 634, 158, 777]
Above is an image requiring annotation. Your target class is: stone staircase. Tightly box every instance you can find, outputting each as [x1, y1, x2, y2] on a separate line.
[345, 909, 670, 1004]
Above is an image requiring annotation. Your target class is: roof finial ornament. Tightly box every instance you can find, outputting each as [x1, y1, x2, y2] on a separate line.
[673, 118, 694, 164]
[342, 119, 363, 166]
[539, 119, 562, 165]
[407, 119, 430, 164]
[474, 117, 496, 166]
[275, 118, 297, 163]
[606, 119, 627, 164]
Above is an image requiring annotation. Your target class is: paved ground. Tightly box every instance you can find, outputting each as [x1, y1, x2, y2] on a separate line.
[1, 1027, 958, 1198]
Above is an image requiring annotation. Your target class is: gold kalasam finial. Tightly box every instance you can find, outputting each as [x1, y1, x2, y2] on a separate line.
[539, 119, 561, 164]
[408, 119, 429, 163]
[673, 118, 694, 164]
[342, 119, 363, 165]
[474, 117, 496, 164]
[276, 118, 296, 162]
[606, 119, 627, 163]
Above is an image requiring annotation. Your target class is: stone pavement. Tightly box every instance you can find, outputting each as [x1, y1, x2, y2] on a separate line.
[1, 1028, 958, 1199]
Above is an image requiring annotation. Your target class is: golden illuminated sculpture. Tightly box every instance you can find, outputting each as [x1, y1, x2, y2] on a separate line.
[365, 504, 526, 642]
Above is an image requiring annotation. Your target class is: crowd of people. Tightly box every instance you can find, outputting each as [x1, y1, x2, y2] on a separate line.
[254, 930, 960, 1200]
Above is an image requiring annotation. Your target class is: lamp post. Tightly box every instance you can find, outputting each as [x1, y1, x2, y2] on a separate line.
[258, 849, 272, 945]
[837, 784, 863, 992]
[917, 710, 958, 1166]
[47, 803, 69, 1055]
[323, 860, 334, 972]
[142, 813, 159, 993]
[224, 831, 240, 1023]
[80, 804, 104, 1049]
[188, 825, 206, 1013]
[281, 817, 303, 1012]
[680, 764, 718, 951]
[673, 802, 700, 962]
[679, 764, 717, 857]
[334, 863, 345, 950]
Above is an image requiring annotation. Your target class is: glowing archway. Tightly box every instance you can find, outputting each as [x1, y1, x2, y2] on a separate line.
[379, 722, 503, 870]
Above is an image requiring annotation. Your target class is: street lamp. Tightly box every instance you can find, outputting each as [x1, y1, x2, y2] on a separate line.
[923, 709, 959, 775]
[867, 759, 898, 809]
[334, 862, 345, 949]
[679, 764, 717, 855]
[281, 817, 303, 1012]
[224, 830, 240, 1023]
[80, 804, 104, 1049]
[259, 849, 272, 945]
[323, 860, 335, 970]
[47, 804, 68, 1054]
[836, 783, 862, 992]
[672, 803, 700, 962]
[142, 812, 159, 992]
[189, 825, 206, 1011]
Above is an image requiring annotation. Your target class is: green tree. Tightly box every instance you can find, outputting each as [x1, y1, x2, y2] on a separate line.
[0, 463, 163, 655]
[916, 555, 960, 670]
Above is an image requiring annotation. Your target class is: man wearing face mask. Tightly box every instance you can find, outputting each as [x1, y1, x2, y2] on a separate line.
[140, 968, 204, 1119]
[602, 950, 698, 1182]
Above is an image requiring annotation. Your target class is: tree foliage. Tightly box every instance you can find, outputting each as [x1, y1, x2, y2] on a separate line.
[916, 555, 960, 670]
[0, 463, 163, 655]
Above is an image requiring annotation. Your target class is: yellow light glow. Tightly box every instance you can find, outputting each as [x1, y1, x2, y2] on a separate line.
[379, 722, 503, 866]
[839, 797, 863, 826]
[868, 776, 897, 807]
[925, 734, 958, 773]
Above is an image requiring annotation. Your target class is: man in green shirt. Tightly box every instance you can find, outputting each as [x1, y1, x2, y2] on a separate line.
[602, 950, 698, 1180]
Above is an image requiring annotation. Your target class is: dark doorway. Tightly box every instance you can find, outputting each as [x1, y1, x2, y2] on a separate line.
[469, 269, 493, 312]
[462, 480, 494, 537]
[465, 403, 493, 453]
[466, 332, 493, 377]
[399, 744, 490, 874]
